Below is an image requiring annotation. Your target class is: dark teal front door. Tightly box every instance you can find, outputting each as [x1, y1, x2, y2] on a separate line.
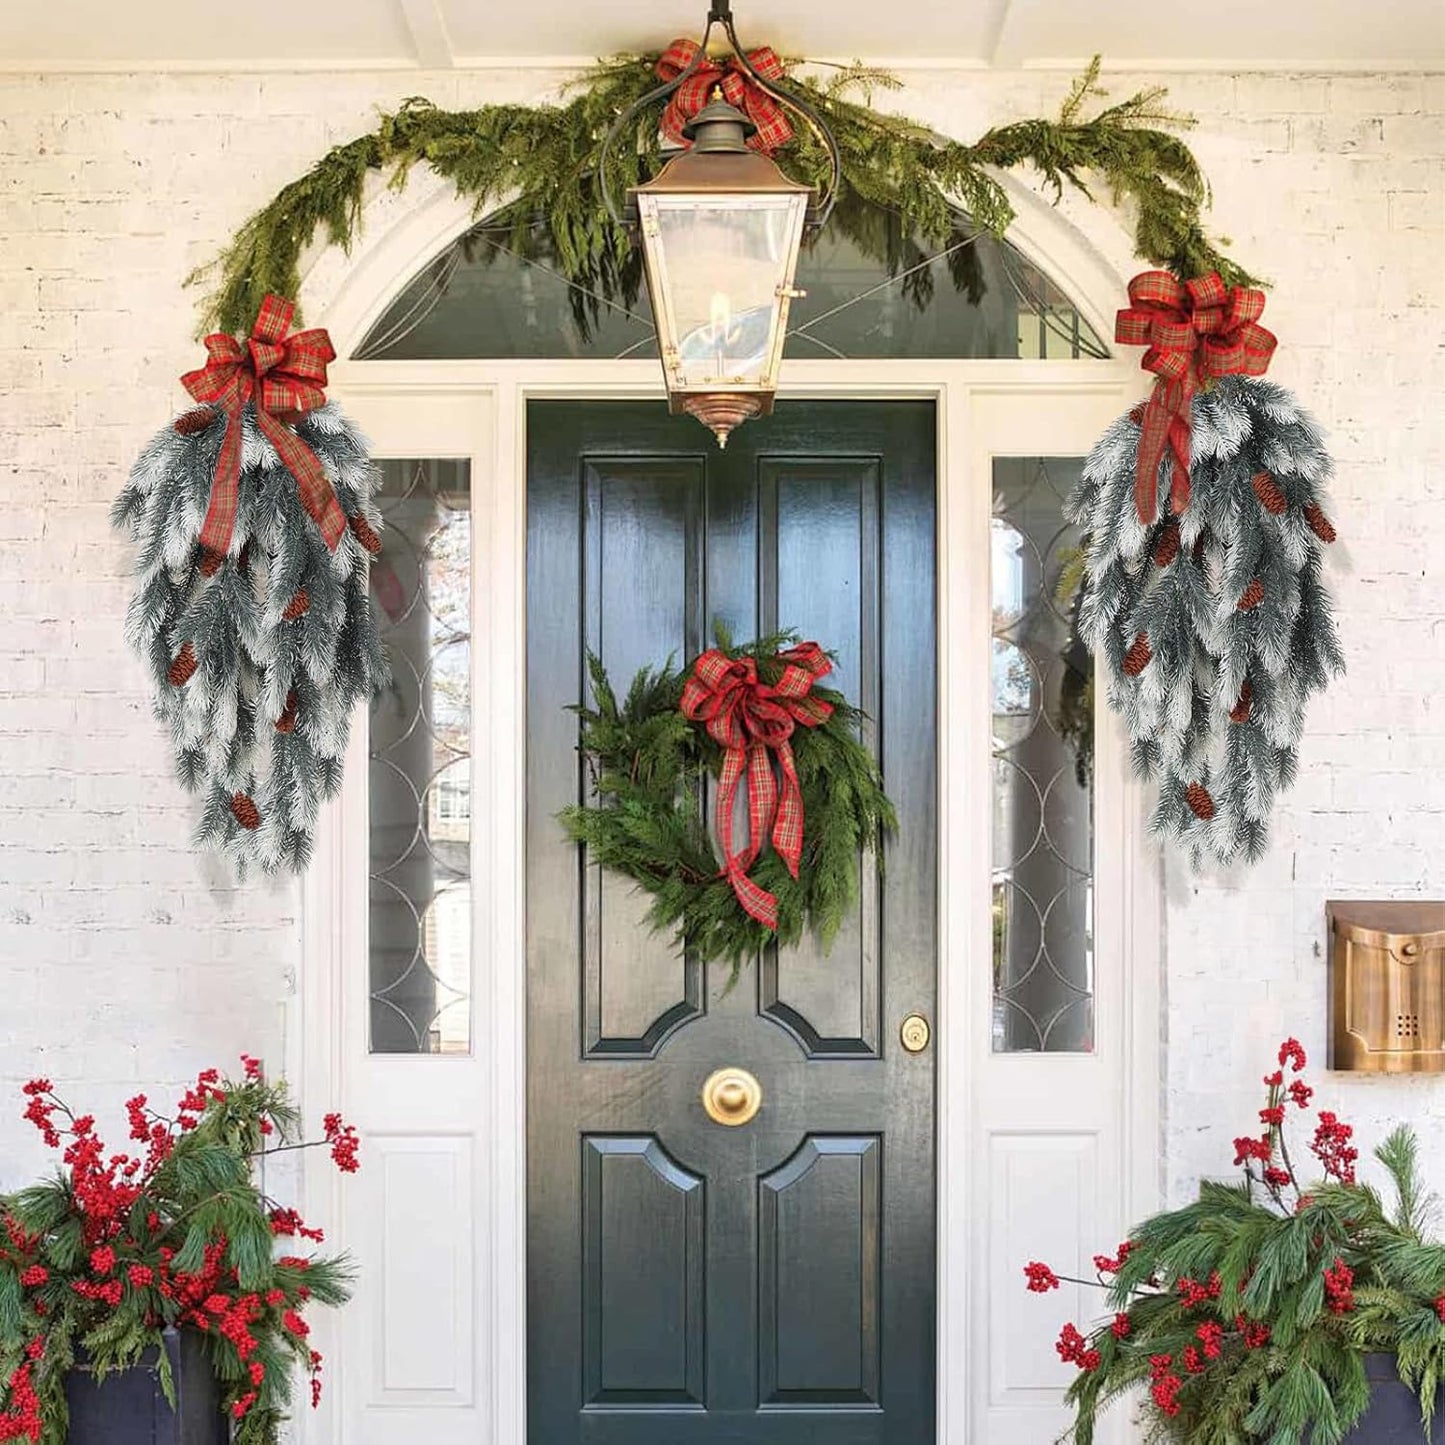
[526, 400, 938, 1444]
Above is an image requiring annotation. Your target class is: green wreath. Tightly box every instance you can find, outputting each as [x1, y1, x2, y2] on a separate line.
[560, 632, 895, 975]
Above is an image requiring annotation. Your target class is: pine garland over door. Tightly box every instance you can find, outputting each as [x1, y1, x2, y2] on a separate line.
[190, 58, 1253, 337]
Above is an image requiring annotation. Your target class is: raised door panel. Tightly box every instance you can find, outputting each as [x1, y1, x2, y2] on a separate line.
[582, 1136, 706, 1407]
[759, 460, 883, 1058]
[363, 1134, 475, 1405]
[759, 1136, 882, 1407]
[581, 458, 705, 1057]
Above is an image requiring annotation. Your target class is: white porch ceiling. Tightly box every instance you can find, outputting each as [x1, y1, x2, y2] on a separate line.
[2, 0, 1443, 71]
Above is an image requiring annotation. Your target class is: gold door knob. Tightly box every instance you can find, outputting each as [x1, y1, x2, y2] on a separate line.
[701, 1067, 762, 1126]
[900, 1013, 931, 1053]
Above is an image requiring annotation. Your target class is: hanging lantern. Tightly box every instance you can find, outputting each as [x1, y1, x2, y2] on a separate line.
[601, 2, 841, 447]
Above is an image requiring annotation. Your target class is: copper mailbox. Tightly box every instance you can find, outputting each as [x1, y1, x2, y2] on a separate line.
[1327, 901, 1445, 1073]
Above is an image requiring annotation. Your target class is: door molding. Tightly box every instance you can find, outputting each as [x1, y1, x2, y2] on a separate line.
[295, 353, 1161, 1444]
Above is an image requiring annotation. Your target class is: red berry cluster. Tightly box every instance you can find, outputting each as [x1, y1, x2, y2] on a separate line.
[269, 1207, 326, 1243]
[1311, 1112, 1358, 1184]
[1092, 1241, 1133, 1275]
[1055, 1322, 1101, 1372]
[0, 1341, 43, 1442]
[1149, 1354, 1182, 1416]
[1176, 1272, 1221, 1309]
[1323, 1258, 1355, 1315]
[1023, 1260, 1059, 1293]
[324, 1112, 361, 1173]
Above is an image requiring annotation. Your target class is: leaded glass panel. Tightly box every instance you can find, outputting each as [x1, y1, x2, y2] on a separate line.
[353, 199, 1106, 363]
[369, 459, 472, 1054]
[991, 457, 1095, 1053]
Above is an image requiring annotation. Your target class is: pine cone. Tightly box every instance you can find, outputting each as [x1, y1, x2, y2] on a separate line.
[349, 513, 382, 556]
[282, 588, 310, 621]
[173, 406, 215, 437]
[1238, 578, 1265, 611]
[230, 792, 261, 830]
[275, 690, 299, 734]
[1251, 471, 1288, 515]
[197, 547, 226, 578]
[1230, 679, 1253, 724]
[1304, 504, 1337, 544]
[1185, 782, 1216, 821]
[1153, 517, 1181, 568]
[166, 643, 197, 688]
[1122, 632, 1153, 677]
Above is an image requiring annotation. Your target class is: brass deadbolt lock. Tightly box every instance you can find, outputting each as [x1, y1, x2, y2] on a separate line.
[900, 1013, 931, 1053]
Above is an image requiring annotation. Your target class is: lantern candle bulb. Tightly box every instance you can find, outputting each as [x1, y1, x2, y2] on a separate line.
[711, 291, 731, 371]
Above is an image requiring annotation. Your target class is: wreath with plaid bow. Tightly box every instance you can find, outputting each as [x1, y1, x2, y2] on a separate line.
[560, 631, 896, 975]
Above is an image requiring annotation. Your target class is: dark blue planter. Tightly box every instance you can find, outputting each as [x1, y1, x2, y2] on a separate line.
[65, 1330, 228, 1445]
[1336, 1353, 1445, 1443]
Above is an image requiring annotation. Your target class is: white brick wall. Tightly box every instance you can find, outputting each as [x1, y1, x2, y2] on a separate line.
[0, 65, 1441, 1215]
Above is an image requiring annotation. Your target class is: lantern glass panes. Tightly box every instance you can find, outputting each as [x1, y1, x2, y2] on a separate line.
[638, 190, 809, 396]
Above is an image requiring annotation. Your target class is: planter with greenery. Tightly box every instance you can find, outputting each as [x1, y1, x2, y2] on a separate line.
[0, 1059, 357, 1443]
[1025, 1039, 1445, 1443]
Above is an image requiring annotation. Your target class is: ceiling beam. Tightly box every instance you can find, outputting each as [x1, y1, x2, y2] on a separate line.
[397, 0, 455, 68]
[985, 0, 1023, 68]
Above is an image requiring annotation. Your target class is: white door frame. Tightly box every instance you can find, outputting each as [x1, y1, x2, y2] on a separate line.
[291, 171, 1162, 1445]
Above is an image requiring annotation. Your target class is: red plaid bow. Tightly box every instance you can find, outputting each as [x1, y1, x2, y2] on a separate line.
[680, 642, 833, 930]
[655, 40, 794, 154]
[1116, 271, 1277, 522]
[181, 294, 346, 555]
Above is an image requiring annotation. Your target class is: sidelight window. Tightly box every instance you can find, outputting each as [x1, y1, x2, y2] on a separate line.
[368, 459, 473, 1055]
[990, 457, 1095, 1053]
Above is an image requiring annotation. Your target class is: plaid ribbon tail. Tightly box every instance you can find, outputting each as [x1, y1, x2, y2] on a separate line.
[726, 866, 779, 931]
[197, 412, 246, 555]
[740, 741, 777, 872]
[714, 744, 780, 929]
[1135, 385, 1190, 523]
[772, 739, 804, 879]
[254, 409, 347, 550]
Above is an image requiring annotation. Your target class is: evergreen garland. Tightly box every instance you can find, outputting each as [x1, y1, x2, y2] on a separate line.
[1028, 1040, 1445, 1445]
[560, 634, 895, 978]
[112, 402, 389, 875]
[191, 56, 1252, 337]
[1067, 377, 1344, 867]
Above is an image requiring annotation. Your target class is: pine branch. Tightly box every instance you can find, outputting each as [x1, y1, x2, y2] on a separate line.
[191, 56, 1252, 337]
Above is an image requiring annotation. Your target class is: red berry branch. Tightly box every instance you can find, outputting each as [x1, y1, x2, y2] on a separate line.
[1017, 1038, 1444, 1439]
[1, 1059, 359, 1442]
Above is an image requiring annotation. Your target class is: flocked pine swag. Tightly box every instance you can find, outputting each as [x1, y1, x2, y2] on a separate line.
[1067, 376, 1344, 867]
[113, 398, 388, 875]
